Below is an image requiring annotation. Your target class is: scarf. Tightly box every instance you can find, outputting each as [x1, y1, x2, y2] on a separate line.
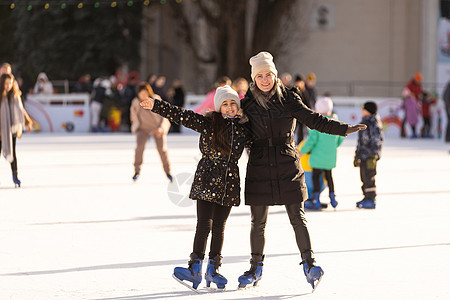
[1, 95, 25, 162]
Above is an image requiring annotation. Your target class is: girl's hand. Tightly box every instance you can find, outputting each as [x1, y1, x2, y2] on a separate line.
[140, 98, 154, 110]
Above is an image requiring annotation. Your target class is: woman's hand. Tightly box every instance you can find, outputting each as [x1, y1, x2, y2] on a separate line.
[346, 124, 367, 135]
[140, 98, 154, 110]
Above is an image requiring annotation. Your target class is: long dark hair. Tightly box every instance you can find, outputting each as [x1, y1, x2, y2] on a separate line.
[205, 111, 231, 157]
[0, 73, 14, 102]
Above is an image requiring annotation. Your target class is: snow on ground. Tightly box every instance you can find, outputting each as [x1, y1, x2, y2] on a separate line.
[0, 132, 449, 300]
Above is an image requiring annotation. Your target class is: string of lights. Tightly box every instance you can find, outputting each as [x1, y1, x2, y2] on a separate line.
[3, 0, 191, 10]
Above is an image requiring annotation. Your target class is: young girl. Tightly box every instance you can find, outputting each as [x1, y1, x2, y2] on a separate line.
[130, 82, 172, 182]
[0, 73, 32, 187]
[140, 85, 252, 290]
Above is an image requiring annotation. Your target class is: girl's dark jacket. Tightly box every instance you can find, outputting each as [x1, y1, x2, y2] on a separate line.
[241, 87, 349, 206]
[152, 99, 252, 207]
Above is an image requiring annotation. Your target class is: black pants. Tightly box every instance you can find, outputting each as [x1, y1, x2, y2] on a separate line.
[421, 117, 431, 137]
[250, 203, 314, 262]
[360, 159, 377, 199]
[192, 200, 232, 259]
[0, 135, 18, 176]
[312, 168, 334, 193]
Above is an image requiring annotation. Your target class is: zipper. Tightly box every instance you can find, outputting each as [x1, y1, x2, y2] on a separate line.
[221, 121, 234, 205]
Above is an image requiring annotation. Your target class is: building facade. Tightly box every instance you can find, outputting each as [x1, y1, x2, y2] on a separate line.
[140, 0, 439, 97]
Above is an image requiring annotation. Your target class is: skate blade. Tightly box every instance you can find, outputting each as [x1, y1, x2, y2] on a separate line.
[237, 281, 260, 290]
[311, 275, 323, 293]
[204, 286, 226, 292]
[172, 274, 201, 294]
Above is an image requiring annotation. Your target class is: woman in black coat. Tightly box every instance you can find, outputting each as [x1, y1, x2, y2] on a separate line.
[237, 52, 366, 291]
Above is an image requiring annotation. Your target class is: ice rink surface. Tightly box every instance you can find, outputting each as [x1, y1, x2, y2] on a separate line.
[0, 132, 449, 300]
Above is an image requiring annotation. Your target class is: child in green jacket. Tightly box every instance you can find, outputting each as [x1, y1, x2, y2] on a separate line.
[300, 97, 344, 209]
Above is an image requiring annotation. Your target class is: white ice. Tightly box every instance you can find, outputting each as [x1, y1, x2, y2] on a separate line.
[0, 132, 449, 299]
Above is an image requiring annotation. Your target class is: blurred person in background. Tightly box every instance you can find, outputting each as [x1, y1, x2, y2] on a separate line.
[74, 74, 92, 94]
[130, 82, 172, 182]
[194, 76, 232, 114]
[167, 79, 185, 133]
[299, 96, 344, 210]
[0, 73, 33, 188]
[33, 72, 54, 94]
[442, 80, 450, 144]
[291, 74, 312, 144]
[401, 72, 423, 137]
[280, 72, 292, 89]
[305, 72, 317, 109]
[120, 74, 138, 132]
[232, 77, 249, 99]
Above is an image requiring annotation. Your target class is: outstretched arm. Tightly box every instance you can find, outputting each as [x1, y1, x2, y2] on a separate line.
[346, 124, 367, 135]
[140, 98, 207, 133]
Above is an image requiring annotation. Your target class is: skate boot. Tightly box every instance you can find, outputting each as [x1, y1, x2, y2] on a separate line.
[205, 254, 227, 289]
[132, 172, 139, 182]
[173, 253, 203, 290]
[305, 193, 322, 210]
[238, 255, 264, 288]
[166, 173, 173, 183]
[304, 199, 314, 209]
[329, 192, 338, 208]
[301, 259, 324, 292]
[12, 175, 21, 188]
[356, 198, 376, 209]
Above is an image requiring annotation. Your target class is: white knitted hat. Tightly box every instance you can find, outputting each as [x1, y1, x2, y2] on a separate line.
[214, 85, 240, 112]
[249, 51, 278, 81]
[315, 97, 333, 114]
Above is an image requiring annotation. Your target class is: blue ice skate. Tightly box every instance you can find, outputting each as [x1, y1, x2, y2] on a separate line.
[205, 255, 227, 289]
[238, 256, 264, 288]
[305, 192, 321, 210]
[301, 260, 324, 292]
[12, 175, 21, 188]
[329, 192, 338, 208]
[173, 254, 203, 291]
[356, 198, 376, 209]
[132, 173, 139, 182]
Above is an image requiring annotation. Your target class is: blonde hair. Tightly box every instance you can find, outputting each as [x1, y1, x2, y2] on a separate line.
[249, 78, 284, 110]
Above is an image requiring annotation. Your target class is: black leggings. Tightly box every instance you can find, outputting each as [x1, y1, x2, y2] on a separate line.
[312, 168, 334, 193]
[192, 200, 232, 259]
[250, 203, 314, 262]
[0, 135, 18, 176]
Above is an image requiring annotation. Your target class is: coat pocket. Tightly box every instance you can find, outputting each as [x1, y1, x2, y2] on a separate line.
[280, 146, 298, 160]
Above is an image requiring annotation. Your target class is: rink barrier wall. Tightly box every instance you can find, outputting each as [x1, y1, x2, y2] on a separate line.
[186, 95, 448, 139]
[25, 93, 90, 133]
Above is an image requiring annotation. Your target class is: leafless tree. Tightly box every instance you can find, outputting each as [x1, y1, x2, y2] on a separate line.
[168, 0, 300, 80]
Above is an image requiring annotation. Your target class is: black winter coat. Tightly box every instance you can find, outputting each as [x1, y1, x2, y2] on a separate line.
[241, 88, 348, 206]
[355, 114, 383, 160]
[152, 99, 252, 206]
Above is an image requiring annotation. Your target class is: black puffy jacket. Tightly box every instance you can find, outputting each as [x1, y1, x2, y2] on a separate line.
[242, 87, 348, 206]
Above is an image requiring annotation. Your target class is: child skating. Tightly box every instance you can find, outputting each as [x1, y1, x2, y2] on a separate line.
[354, 101, 383, 209]
[140, 85, 252, 291]
[299, 96, 344, 210]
